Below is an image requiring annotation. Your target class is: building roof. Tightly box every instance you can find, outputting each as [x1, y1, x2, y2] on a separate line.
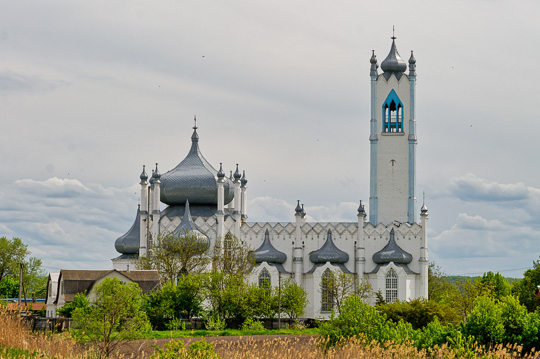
[159, 125, 235, 206]
[253, 229, 287, 264]
[309, 229, 349, 264]
[56, 269, 160, 303]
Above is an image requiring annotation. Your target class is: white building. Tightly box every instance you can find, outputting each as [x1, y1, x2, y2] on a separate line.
[112, 36, 429, 318]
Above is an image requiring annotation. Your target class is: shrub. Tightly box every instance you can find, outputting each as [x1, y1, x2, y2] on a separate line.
[241, 317, 265, 332]
[151, 339, 220, 359]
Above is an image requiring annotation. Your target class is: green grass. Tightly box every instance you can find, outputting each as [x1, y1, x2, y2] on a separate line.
[148, 327, 319, 339]
[0, 345, 43, 358]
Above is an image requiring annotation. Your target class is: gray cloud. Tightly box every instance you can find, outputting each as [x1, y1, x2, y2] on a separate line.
[449, 174, 529, 202]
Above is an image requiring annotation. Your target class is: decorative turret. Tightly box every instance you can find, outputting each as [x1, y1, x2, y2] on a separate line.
[295, 200, 302, 217]
[152, 163, 161, 183]
[372, 228, 412, 264]
[357, 200, 366, 218]
[240, 170, 247, 188]
[408, 51, 416, 77]
[309, 229, 349, 264]
[140, 165, 148, 184]
[217, 163, 225, 182]
[233, 164, 241, 183]
[370, 50, 378, 77]
[254, 229, 287, 264]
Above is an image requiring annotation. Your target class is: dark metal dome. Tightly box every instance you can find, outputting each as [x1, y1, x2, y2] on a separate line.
[173, 200, 210, 252]
[372, 228, 412, 264]
[254, 229, 287, 264]
[115, 207, 140, 255]
[381, 37, 407, 74]
[160, 126, 234, 206]
[309, 229, 349, 264]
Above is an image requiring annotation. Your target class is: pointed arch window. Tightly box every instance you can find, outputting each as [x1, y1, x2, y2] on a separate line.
[385, 268, 398, 303]
[321, 268, 333, 312]
[259, 268, 271, 288]
[382, 90, 404, 133]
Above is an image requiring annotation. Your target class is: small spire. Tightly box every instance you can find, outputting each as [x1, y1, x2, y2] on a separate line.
[149, 169, 155, 185]
[217, 162, 225, 180]
[152, 163, 161, 179]
[409, 50, 416, 77]
[193, 115, 198, 130]
[392, 25, 395, 40]
[229, 171, 233, 180]
[301, 204, 306, 218]
[421, 191, 428, 215]
[140, 165, 148, 184]
[357, 200, 366, 217]
[240, 170, 248, 187]
[295, 200, 302, 216]
[233, 164, 241, 181]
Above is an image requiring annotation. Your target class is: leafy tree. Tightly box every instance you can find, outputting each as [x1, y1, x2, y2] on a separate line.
[57, 292, 89, 318]
[512, 257, 540, 312]
[144, 275, 203, 329]
[211, 233, 254, 277]
[378, 298, 460, 328]
[0, 237, 45, 297]
[73, 277, 151, 358]
[320, 270, 373, 312]
[0, 277, 19, 298]
[480, 271, 511, 299]
[137, 229, 210, 283]
[428, 262, 455, 302]
[281, 280, 308, 319]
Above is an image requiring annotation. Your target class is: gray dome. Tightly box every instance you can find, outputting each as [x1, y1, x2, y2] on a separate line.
[381, 37, 407, 74]
[309, 229, 349, 264]
[173, 200, 210, 252]
[160, 126, 234, 206]
[115, 207, 140, 255]
[254, 229, 287, 264]
[372, 228, 412, 264]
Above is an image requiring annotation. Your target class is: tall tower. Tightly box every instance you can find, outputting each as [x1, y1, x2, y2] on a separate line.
[369, 35, 417, 225]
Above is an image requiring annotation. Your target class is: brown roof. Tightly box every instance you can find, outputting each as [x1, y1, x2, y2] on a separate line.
[56, 269, 161, 303]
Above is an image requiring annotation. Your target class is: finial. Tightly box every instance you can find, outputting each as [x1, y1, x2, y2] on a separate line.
[241, 170, 248, 186]
[421, 191, 428, 215]
[295, 200, 302, 215]
[140, 165, 148, 184]
[217, 162, 225, 179]
[233, 164, 241, 180]
[193, 115, 197, 130]
[392, 25, 396, 40]
[357, 200, 366, 217]
[301, 204, 306, 218]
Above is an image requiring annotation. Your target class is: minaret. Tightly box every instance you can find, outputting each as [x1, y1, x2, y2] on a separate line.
[369, 34, 417, 225]
[151, 163, 161, 245]
[293, 200, 304, 286]
[233, 164, 242, 236]
[419, 195, 429, 298]
[216, 163, 225, 240]
[139, 166, 149, 256]
[240, 170, 248, 223]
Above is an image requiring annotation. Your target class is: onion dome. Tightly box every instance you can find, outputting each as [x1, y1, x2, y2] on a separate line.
[254, 229, 287, 264]
[381, 36, 407, 74]
[372, 228, 412, 264]
[301, 204, 306, 218]
[420, 203, 428, 216]
[309, 229, 349, 264]
[173, 200, 210, 251]
[409, 51, 416, 77]
[295, 200, 302, 216]
[140, 165, 148, 184]
[149, 170, 155, 185]
[115, 206, 141, 255]
[240, 170, 248, 188]
[152, 163, 161, 183]
[159, 125, 234, 206]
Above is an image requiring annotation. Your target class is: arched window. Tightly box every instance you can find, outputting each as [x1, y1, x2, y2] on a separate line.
[382, 90, 404, 133]
[259, 268, 271, 288]
[321, 268, 333, 312]
[385, 268, 398, 303]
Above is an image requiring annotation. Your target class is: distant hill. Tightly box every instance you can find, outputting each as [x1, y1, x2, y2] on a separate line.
[445, 276, 520, 285]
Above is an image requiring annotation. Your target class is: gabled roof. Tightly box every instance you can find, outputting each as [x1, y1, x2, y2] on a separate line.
[55, 269, 160, 303]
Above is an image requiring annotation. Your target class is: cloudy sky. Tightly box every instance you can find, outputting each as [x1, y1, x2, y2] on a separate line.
[1, 0, 539, 277]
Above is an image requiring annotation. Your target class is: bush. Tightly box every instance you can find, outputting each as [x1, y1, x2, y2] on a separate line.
[241, 317, 265, 331]
[379, 298, 460, 328]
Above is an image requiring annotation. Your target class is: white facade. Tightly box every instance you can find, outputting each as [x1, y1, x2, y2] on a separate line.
[113, 37, 428, 318]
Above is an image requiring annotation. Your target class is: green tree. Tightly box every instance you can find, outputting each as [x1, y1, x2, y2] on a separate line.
[57, 292, 89, 318]
[281, 280, 308, 319]
[0, 237, 45, 297]
[73, 277, 151, 358]
[137, 229, 210, 283]
[211, 233, 254, 277]
[320, 270, 373, 312]
[144, 275, 203, 329]
[378, 298, 460, 328]
[0, 277, 19, 298]
[512, 257, 540, 312]
[480, 271, 511, 299]
[428, 262, 454, 302]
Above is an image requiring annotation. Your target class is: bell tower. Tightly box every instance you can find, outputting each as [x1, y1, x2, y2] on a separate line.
[369, 35, 417, 225]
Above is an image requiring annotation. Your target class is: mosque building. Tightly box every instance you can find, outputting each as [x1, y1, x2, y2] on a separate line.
[113, 36, 429, 318]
